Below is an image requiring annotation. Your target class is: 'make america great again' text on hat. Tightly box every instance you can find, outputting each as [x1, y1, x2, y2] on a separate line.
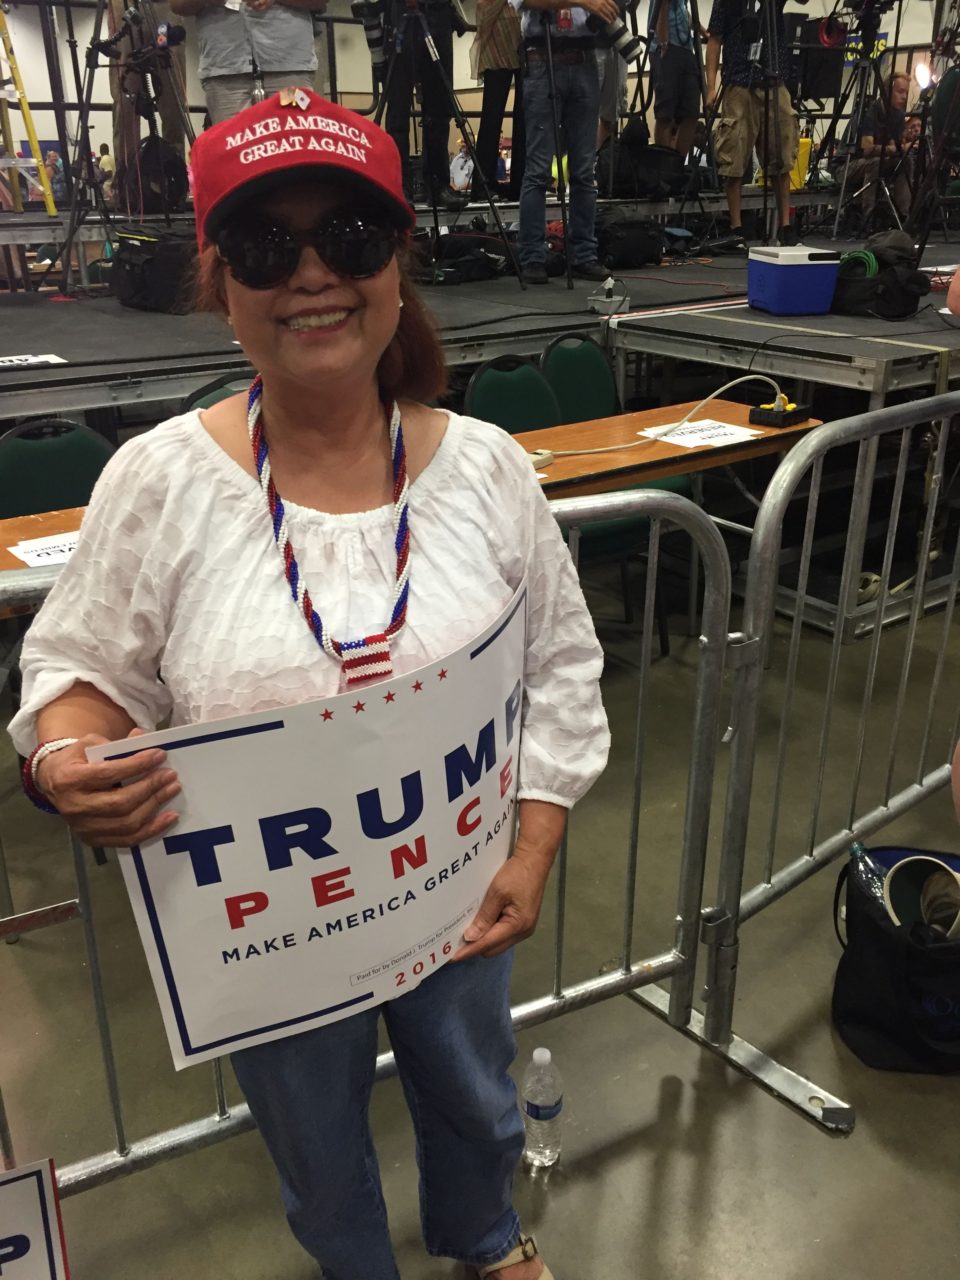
[190, 87, 415, 249]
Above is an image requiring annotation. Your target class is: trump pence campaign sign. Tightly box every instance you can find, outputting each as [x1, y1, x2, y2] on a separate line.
[0, 1160, 69, 1280]
[88, 585, 527, 1069]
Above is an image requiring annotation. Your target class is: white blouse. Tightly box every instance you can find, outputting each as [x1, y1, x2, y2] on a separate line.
[10, 410, 610, 808]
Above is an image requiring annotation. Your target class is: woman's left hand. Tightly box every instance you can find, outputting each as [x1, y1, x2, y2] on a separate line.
[452, 852, 550, 961]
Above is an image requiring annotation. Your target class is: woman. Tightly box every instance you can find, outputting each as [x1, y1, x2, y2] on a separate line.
[10, 92, 609, 1280]
[45, 149, 66, 204]
[470, 0, 525, 200]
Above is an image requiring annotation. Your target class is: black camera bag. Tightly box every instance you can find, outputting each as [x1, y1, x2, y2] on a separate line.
[832, 847, 960, 1073]
[596, 210, 663, 268]
[111, 223, 197, 314]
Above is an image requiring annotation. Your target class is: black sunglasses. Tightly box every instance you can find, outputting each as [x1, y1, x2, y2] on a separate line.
[216, 211, 401, 289]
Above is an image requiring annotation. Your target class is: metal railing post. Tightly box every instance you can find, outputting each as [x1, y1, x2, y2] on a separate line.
[703, 390, 960, 1050]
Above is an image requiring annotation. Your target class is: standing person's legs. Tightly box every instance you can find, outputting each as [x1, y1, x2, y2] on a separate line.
[384, 952, 525, 1268]
[673, 46, 701, 157]
[262, 69, 317, 96]
[419, 5, 454, 193]
[562, 59, 601, 265]
[201, 74, 257, 125]
[713, 84, 754, 232]
[518, 59, 555, 267]
[231, 1007, 400, 1280]
[758, 83, 798, 231]
[476, 67, 513, 191]
[596, 48, 626, 149]
[651, 46, 677, 148]
[148, 2, 187, 151]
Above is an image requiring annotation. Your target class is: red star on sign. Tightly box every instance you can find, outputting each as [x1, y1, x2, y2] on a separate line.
[321, 709, 334, 721]
[383, 691, 396, 703]
[412, 680, 424, 692]
[353, 701, 366, 713]
[438, 669, 448, 680]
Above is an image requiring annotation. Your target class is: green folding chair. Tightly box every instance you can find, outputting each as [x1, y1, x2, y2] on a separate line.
[0, 420, 116, 869]
[538, 334, 688, 655]
[179, 370, 253, 415]
[0, 419, 115, 521]
[539, 332, 619, 424]
[464, 356, 562, 434]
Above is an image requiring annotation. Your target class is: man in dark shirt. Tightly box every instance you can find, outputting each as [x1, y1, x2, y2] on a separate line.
[705, 0, 798, 246]
[846, 72, 912, 220]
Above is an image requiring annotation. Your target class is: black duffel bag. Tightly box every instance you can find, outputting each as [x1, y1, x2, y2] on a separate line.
[111, 223, 197, 314]
[831, 229, 931, 319]
[832, 845, 960, 1073]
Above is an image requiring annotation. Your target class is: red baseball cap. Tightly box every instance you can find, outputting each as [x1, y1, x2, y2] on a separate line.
[190, 88, 415, 249]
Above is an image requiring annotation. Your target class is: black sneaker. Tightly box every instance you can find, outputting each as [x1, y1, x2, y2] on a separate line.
[521, 262, 549, 284]
[778, 223, 800, 246]
[430, 187, 468, 212]
[571, 259, 608, 281]
[728, 226, 748, 252]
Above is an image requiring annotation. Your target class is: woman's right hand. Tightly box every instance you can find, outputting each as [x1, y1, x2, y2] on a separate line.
[35, 730, 181, 848]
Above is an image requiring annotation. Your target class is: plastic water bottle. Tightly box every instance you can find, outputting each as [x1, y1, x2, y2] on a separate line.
[850, 840, 886, 908]
[521, 1047, 563, 1168]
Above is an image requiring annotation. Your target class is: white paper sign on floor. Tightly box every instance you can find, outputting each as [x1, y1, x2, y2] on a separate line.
[0, 355, 67, 367]
[0, 1160, 70, 1280]
[89, 583, 528, 1069]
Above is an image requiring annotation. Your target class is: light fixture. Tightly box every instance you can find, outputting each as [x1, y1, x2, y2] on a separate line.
[915, 62, 933, 90]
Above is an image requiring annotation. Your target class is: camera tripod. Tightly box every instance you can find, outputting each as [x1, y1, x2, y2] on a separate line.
[810, 0, 904, 238]
[374, 0, 525, 288]
[40, 0, 192, 292]
[906, 63, 960, 251]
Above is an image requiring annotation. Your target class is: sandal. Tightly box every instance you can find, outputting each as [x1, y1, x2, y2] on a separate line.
[474, 1234, 555, 1279]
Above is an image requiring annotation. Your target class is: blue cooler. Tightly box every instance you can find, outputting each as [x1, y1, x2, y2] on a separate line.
[748, 245, 841, 316]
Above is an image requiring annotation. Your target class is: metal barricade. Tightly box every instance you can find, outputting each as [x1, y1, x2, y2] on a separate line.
[698, 391, 960, 1132]
[0, 488, 732, 1195]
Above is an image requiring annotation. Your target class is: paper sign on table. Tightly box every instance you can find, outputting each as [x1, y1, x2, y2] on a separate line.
[638, 418, 763, 449]
[88, 583, 528, 1069]
[0, 1159, 70, 1280]
[7, 533, 80, 568]
[0, 355, 67, 367]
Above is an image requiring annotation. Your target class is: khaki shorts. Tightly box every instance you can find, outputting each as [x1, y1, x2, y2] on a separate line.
[713, 84, 799, 179]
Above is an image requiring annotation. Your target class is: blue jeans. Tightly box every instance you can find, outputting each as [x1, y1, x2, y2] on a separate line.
[231, 952, 524, 1280]
[519, 56, 601, 266]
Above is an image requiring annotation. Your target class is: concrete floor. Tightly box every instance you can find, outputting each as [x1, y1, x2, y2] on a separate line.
[2, 564, 959, 1280]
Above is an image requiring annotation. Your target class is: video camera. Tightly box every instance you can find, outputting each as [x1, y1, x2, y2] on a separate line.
[351, 0, 469, 82]
[91, 3, 185, 64]
[351, 0, 389, 80]
[587, 0, 644, 64]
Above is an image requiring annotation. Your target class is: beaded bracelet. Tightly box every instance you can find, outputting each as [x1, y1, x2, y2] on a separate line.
[21, 738, 78, 815]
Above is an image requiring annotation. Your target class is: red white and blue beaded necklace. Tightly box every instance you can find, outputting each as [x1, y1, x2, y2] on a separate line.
[247, 374, 410, 686]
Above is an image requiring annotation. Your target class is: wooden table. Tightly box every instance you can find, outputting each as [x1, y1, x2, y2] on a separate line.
[514, 399, 820, 500]
[0, 507, 85, 572]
